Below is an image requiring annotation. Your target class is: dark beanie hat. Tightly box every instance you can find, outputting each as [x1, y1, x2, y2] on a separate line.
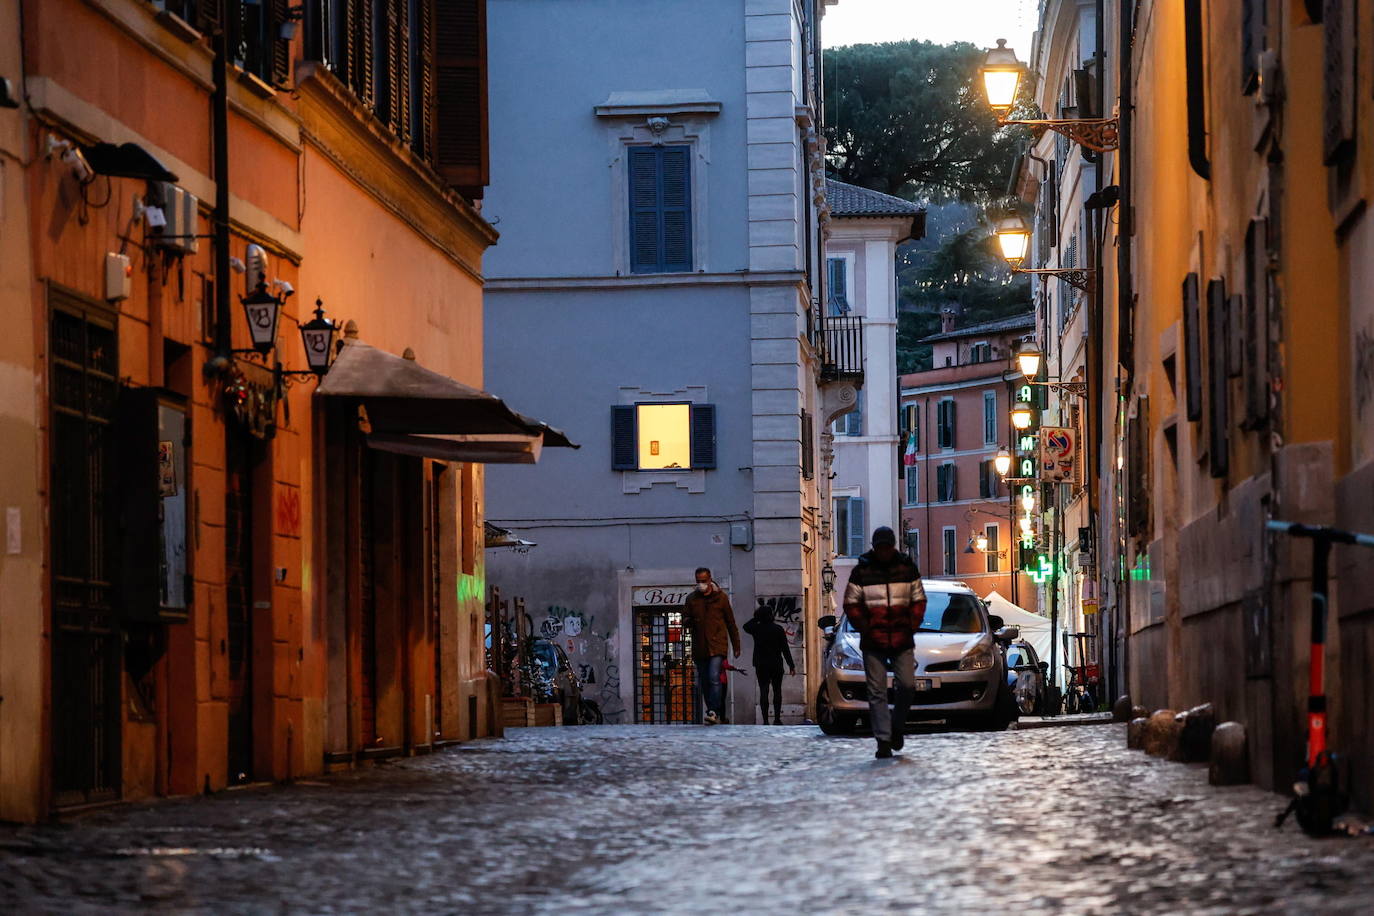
[872, 526, 897, 547]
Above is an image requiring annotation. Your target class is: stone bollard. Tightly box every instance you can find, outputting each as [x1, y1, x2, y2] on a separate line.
[1142, 709, 1180, 757]
[1112, 695, 1134, 722]
[1127, 716, 1149, 749]
[1131, 704, 1148, 721]
[1209, 721, 1250, 786]
[1172, 703, 1216, 763]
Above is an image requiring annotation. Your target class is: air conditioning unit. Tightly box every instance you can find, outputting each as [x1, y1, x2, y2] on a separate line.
[148, 182, 199, 254]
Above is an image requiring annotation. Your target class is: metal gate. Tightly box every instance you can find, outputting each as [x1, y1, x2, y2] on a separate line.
[49, 301, 121, 807]
[634, 610, 698, 724]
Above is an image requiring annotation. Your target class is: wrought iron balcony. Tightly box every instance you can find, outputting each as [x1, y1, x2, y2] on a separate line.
[818, 314, 865, 383]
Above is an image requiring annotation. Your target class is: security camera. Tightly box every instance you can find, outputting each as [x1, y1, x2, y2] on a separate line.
[273, 279, 295, 298]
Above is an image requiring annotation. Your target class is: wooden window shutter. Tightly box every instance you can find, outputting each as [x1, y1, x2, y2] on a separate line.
[800, 411, 814, 480]
[1322, 0, 1355, 164]
[357, 0, 376, 106]
[611, 406, 636, 470]
[978, 460, 992, 499]
[1242, 220, 1270, 428]
[1206, 278, 1230, 478]
[690, 403, 717, 469]
[434, 0, 489, 198]
[195, 0, 222, 35]
[1127, 398, 1150, 538]
[628, 148, 661, 273]
[848, 498, 866, 557]
[394, 0, 411, 141]
[1182, 273, 1203, 421]
[270, 0, 292, 86]
[660, 147, 691, 271]
[417, 0, 434, 159]
[1240, 0, 1264, 95]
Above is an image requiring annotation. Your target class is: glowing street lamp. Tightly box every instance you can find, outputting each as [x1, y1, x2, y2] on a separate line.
[993, 450, 1013, 478]
[1014, 340, 1043, 380]
[981, 39, 1022, 113]
[993, 215, 1031, 267]
[1011, 400, 1035, 430]
[974, 533, 990, 552]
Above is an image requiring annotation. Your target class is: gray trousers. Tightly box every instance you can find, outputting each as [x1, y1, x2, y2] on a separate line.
[863, 648, 915, 742]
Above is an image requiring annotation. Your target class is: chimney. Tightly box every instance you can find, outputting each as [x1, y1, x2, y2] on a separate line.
[940, 308, 956, 333]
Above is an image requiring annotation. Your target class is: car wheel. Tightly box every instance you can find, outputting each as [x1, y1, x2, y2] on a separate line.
[816, 685, 854, 736]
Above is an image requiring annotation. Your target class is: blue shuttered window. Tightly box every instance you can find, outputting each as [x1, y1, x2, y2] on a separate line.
[848, 497, 866, 557]
[629, 145, 692, 273]
[610, 402, 715, 470]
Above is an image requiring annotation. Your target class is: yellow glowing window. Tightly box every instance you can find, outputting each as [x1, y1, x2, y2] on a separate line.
[637, 404, 692, 470]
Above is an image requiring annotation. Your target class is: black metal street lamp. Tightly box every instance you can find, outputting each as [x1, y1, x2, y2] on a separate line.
[821, 563, 836, 594]
[981, 39, 1119, 152]
[992, 214, 1093, 291]
[240, 279, 287, 355]
[298, 299, 340, 377]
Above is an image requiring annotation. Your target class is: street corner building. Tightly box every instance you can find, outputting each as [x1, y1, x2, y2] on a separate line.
[480, 1, 857, 727]
[0, 0, 572, 822]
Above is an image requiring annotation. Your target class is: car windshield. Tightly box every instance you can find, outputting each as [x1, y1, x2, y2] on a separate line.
[837, 591, 986, 635]
[917, 593, 985, 634]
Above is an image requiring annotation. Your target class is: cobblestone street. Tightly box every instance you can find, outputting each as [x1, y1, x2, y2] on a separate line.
[5, 723, 1374, 914]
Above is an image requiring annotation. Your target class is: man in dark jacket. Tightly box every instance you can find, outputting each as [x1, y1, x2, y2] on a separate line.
[842, 526, 927, 758]
[743, 604, 796, 725]
[682, 567, 740, 725]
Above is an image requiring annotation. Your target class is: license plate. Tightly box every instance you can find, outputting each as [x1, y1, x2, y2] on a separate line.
[914, 678, 937, 691]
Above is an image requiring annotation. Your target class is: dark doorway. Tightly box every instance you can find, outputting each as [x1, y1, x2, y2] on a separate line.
[634, 609, 698, 724]
[225, 431, 260, 785]
[49, 299, 122, 807]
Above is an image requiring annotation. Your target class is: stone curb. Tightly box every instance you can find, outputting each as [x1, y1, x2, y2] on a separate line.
[1009, 713, 1116, 730]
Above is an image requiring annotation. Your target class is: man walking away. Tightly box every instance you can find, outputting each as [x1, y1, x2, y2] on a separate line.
[743, 604, 796, 725]
[683, 567, 740, 725]
[842, 526, 926, 758]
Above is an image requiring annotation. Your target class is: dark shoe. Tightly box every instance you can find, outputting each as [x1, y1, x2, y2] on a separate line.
[773, 717, 783, 725]
[891, 732, 905, 751]
[875, 740, 893, 759]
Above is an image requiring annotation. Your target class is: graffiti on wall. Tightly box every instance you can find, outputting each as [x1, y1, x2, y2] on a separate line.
[533, 605, 625, 723]
[757, 595, 803, 647]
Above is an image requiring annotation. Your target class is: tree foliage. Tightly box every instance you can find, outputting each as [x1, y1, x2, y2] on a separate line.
[823, 40, 1025, 203]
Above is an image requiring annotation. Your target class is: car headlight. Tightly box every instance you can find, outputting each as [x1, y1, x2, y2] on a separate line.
[959, 643, 995, 671]
[833, 640, 864, 671]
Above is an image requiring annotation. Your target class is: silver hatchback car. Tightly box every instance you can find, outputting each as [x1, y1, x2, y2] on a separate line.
[815, 579, 1020, 734]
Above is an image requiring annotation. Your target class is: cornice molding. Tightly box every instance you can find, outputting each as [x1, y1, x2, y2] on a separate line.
[295, 63, 498, 279]
[485, 270, 806, 292]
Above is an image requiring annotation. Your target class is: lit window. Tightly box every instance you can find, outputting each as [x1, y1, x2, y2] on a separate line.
[637, 404, 691, 469]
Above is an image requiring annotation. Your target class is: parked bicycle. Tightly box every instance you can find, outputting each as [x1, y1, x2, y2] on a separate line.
[1060, 632, 1100, 714]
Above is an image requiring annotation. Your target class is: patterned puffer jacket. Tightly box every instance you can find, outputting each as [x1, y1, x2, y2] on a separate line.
[842, 550, 927, 653]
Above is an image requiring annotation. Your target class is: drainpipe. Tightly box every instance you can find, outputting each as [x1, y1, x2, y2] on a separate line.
[211, 19, 232, 362]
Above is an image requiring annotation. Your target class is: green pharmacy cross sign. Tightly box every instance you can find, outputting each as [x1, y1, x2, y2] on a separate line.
[1025, 552, 1055, 584]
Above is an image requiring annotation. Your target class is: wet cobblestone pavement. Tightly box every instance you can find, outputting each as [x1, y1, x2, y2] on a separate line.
[5, 724, 1374, 914]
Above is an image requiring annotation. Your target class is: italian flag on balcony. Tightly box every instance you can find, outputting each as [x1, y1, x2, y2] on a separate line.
[903, 432, 917, 466]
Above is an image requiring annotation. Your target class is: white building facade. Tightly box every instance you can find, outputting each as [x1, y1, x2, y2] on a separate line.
[822, 180, 923, 601]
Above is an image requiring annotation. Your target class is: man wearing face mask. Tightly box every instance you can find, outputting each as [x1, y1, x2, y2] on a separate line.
[682, 566, 741, 725]
[842, 526, 926, 758]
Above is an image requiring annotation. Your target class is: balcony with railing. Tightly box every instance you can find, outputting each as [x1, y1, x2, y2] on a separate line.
[817, 314, 865, 383]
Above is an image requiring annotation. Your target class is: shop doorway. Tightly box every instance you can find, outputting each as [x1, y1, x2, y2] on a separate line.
[225, 431, 262, 785]
[48, 300, 121, 807]
[634, 609, 698, 724]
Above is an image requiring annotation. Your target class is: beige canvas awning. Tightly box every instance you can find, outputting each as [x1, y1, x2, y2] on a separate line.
[316, 341, 577, 462]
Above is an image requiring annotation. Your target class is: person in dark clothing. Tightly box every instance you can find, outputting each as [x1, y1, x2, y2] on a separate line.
[743, 604, 796, 724]
[682, 567, 741, 725]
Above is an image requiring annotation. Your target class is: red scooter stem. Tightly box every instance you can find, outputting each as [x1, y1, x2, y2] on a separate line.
[1266, 521, 1374, 767]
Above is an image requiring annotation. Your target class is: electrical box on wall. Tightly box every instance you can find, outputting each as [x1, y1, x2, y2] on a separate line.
[104, 252, 132, 301]
[730, 522, 753, 550]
